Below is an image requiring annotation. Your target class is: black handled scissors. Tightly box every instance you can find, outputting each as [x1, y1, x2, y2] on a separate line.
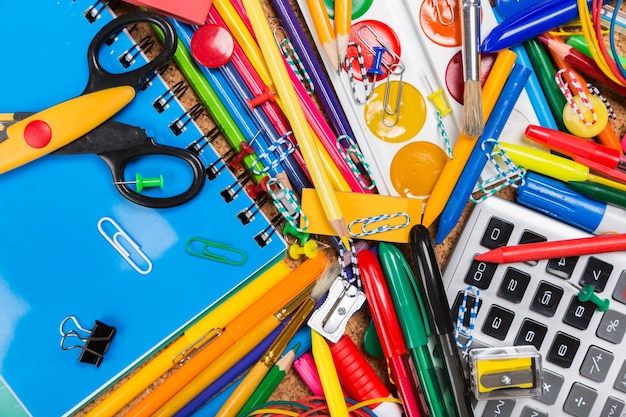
[52, 120, 206, 208]
[0, 12, 177, 174]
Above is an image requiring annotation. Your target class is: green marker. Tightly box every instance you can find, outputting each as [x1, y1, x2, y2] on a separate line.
[568, 180, 626, 210]
[379, 242, 450, 417]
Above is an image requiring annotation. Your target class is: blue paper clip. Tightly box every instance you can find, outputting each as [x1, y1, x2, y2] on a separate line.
[186, 237, 246, 266]
[97, 217, 152, 275]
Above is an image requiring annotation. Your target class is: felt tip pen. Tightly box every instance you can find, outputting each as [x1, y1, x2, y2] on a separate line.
[379, 242, 449, 417]
[358, 249, 423, 417]
[482, 0, 611, 52]
[516, 172, 626, 235]
[409, 225, 474, 417]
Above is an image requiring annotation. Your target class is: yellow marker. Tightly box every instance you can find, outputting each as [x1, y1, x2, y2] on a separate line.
[312, 329, 349, 416]
[0, 86, 135, 174]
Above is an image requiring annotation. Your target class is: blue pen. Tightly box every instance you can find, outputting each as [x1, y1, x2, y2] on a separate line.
[435, 64, 531, 244]
[482, 0, 611, 53]
[516, 172, 626, 235]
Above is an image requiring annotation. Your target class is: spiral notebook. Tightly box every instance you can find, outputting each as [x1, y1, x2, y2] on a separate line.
[0, 1, 286, 416]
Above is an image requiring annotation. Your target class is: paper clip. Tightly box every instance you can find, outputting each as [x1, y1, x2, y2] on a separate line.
[97, 217, 153, 275]
[250, 131, 297, 176]
[455, 286, 480, 349]
[186, 237, 246, 266]
[346, 42, 373, 104]
[432, 0, 455, 25]
[308, 276, 366, 343]
[336, 135, 376, 190]
[172, 327, 223, 366]
[471, 141, 526, 203]
[59, 315, 116, 367]
[266, 177, 309, 232]
[555, 68, 598, 126]
[347, 212, 410, 237]
[273, 22, 314, 95]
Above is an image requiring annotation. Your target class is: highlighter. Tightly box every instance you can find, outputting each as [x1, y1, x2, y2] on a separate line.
[516, 172, 626, 235]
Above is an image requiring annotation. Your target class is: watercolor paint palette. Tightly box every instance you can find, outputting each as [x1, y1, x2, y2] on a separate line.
[295, 0, 539, 199]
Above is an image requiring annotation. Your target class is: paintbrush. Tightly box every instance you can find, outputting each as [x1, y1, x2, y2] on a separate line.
[215, 262, 340, 417]
[461, 0, 484, 138]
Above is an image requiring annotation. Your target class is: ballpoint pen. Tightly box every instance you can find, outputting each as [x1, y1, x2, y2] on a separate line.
[497, 141, 626, 193]
[379, 242, 450, 417]
[410, 225, 474, 417]
[358, 249, 423, 417]
[481, 0, 612, 53]
[516, 172, 626, 235]
[474, 232, 626, 264]
[524, 124, 626, 184]
[436, 63, 530, 244]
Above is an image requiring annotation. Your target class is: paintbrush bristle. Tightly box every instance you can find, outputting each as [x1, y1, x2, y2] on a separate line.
[463, 80, 484, 138]
[310, 261, 341, 301]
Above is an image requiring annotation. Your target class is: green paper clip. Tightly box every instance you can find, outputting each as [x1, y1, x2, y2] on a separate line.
[186, 237, 246, 265]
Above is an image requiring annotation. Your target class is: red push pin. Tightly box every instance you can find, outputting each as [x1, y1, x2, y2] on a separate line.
[246, 85, 276, 109]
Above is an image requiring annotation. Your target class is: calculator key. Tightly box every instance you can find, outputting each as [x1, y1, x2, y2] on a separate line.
[613, 360, 626, 393]
[579, 256, 613, 292]
[563, 296, 596, 330]
[612, 270, 626, 305]
[546, 255, 578, 279]
[465, 258, 498, 289]
[520, 406, 548, 417]
[480, 216, 514, 249]
[458, 337, 490, 370]
[514, 318, 547, 350]
[596, 309, 626, 344]
[497, 267, 530, 303]
[517, 230, 547, 266]
[481, 305, 515, 341]
[600, 396, 625, 417]
[547, 332, 580, 368]
[535, 368, 564, 405]
[579, 345, 614, 382]
[563, 382, 597, 417]
[530, 281, 564, 317]
[481, 399, 515, 417]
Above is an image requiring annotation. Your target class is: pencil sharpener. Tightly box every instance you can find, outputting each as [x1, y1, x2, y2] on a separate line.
[468, 346, 543, 400]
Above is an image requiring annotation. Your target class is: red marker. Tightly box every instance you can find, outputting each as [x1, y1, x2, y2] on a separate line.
[358, 249, 423, 417]
[474, 232, 626, 264]
[524, 125, 626, 183]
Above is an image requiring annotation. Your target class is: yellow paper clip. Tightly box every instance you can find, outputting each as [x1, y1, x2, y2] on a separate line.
[172, 327, 223, 366]
[97, 216, 152, 275]
[186, 237, 246, 265]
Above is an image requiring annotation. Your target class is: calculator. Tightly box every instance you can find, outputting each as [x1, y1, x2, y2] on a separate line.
[441, 195, 626, 417]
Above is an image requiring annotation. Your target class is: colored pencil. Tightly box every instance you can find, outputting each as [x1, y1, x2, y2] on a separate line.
[474, 232, 626, 264]
[334, 0, 351, 68]
[421, 50, 517, 228]
[305, 0, 340, 72]
[568, 180, 626, 210]
[242, 0, 352, 248]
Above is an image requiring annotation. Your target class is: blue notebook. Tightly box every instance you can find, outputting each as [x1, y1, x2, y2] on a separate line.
[0, 1, 286, 416]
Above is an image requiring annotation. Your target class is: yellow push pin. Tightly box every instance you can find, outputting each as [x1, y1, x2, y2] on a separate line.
[288, 240, 319, 259]
[114, 173, 164, 193]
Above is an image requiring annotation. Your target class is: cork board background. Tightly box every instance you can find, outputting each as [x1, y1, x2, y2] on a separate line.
[73, 0, 626, 415]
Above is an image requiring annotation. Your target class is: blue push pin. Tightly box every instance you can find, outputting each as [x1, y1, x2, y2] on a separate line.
[367, 46, 386, 76]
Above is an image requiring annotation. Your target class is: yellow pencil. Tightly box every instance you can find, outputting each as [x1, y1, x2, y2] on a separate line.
[421, 49, 518, 228]
[334, 0, 352, 69]
[83, 260, 291, 417]
[305, 0, 340, 72]
[242, 0, 352, 249]
[311, 329, 349, 416]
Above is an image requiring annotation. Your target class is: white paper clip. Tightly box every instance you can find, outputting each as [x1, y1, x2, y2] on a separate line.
[97, 217, 153, 275]
[308, 276, 366, 343]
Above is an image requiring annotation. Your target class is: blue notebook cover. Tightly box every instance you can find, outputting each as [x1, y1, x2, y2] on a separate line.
[0, 1, 286, 415]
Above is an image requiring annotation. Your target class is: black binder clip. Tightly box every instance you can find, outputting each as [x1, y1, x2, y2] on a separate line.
[59, 316, 116, 367]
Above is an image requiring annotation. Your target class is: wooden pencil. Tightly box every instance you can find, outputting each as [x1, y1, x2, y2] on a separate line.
[334, 0, 351, 70]
[305, 0, 339, 72]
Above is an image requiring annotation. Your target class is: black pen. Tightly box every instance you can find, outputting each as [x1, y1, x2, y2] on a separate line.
[409, 224, 474, 417]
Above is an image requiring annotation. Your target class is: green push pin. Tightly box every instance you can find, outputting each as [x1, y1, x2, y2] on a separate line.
[282, 222, 310, 245]
[115, 173, 164, 193]
[577, 284, 610, 312]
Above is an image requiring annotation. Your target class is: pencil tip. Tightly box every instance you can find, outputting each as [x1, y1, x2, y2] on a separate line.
[463, 80, 484, 138]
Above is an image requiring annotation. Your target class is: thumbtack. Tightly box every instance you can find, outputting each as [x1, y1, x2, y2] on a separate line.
[247, 85, 276, 108]
[367, 46, 386, 76]
[282, 222, 310, 245]
[423, 72, 452, 116]
[577, 284, 610, 312]
[229, 141, 255, 170]
[114, 173, 164, 193]
[288, 240, 318, 259]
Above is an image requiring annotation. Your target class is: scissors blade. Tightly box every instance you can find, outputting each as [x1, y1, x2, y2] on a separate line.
[53, 120, 149, 155]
